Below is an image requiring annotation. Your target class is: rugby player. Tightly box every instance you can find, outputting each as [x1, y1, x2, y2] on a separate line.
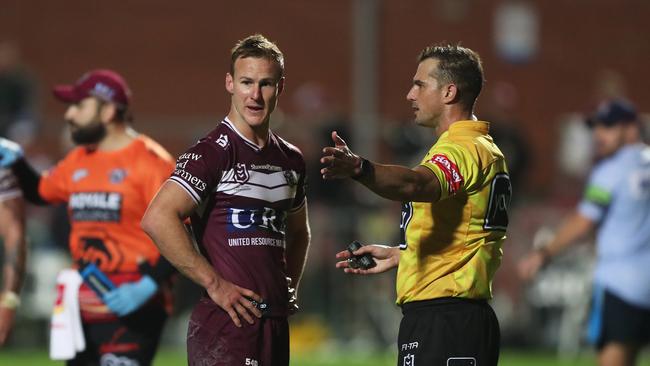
[142, 34, 311, 366]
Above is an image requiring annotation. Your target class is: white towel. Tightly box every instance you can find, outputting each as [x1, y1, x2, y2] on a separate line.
[49, 269, 85, 360]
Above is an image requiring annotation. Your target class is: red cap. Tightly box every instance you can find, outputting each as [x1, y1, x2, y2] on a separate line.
[52, 69, 131, 106]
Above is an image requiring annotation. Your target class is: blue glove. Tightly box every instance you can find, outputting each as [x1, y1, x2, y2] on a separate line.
[103, 275, 158, 317]
[0, 137, 23, 168]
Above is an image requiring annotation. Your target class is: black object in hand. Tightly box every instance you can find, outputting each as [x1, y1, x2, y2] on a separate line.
[246, 296, 270, 316]
[346, 241, 377, 270]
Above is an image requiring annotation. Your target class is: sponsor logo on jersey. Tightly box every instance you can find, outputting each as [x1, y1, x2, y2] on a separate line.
[109, 168, 127, 184]
[429, 154, 463, 195]
[69, 192, 122, 222]
[401, 341, 419, 351]
[283, 170, 298, 187]
[250, 164, 282, 172]
[178, 152, 202, 161]
[227, 237, 285, 248]
[227, 207, 287, 235]
[235, 163, 249, 183]
[216, 134, 229, 148]
[173, 169, 207, 192]
[72, 168, 89, 182]
[176, 160, 188, 170]
[77, 231, 122, 271]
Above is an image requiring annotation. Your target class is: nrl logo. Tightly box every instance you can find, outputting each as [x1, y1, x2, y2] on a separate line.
[283, 170, 298, 187]
[109, 168, 127, 184]
[403, 353, 414, 366]
[234, 163, 249, 183]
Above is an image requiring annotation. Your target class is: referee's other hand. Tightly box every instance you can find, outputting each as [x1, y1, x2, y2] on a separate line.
[335, 244, 400, 275]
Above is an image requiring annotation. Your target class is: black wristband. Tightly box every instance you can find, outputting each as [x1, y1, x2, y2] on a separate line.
[351, 158, 373, 181]
[11, 158, 48, 205]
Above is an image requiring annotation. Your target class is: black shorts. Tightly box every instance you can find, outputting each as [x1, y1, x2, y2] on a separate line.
[398, 298, 500, 366]
[67, 305, 167, 366]
[587, 287, 650, 349]
[187, 297, 289, 366]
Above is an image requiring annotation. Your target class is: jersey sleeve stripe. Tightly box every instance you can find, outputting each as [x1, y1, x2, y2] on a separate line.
[584, 185, 612, 206]
[168, 177, 201, 204]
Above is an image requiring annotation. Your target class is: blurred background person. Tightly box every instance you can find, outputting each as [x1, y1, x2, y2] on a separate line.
[0, 41, 38, 146]
[0, 69, 176, 366]
[0, 161, 26, 346]
[519, 99, 650, 366]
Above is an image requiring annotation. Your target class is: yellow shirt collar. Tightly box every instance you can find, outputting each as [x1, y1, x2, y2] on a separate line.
[447, 120, 490, 136]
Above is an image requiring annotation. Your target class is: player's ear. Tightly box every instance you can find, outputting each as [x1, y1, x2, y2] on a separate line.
[442, 83, 458, 104]
[277, 77, 285, 95]
[100, 103, 117, 123]
[225, 73, 234, 94]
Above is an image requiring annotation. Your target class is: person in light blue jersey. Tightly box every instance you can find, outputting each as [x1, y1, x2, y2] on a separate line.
[519, 99, 650, 366]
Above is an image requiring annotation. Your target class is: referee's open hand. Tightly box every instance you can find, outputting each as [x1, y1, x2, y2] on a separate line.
[335, 244, 400, 274]
[320, 131, 363, 180]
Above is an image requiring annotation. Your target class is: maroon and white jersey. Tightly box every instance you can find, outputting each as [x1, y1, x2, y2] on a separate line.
[170, 118, 306, 316]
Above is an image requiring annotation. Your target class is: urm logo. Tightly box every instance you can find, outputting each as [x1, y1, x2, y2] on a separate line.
[227, 207, 286, 235]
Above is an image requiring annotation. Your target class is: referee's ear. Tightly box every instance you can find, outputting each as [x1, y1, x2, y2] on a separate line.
[442, 83, 459, 105]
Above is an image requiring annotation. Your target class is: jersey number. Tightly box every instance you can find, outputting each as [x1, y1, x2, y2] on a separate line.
[483, 173, 512, 231]
[399, 202, 413, 250]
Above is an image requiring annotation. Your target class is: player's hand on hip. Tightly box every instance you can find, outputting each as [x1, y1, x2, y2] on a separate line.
[320, 131, 362, 180]
[335, 244, 399, 275]
[517, 251, 546, 281]
[0, 137, 24, 168]
[207, 279, 262, 327]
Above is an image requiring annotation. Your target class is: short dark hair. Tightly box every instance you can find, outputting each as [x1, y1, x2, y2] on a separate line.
[230, 34, 284, 78]
[418, 43, 484, 111]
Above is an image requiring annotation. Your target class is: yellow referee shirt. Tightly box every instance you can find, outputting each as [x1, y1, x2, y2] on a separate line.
[396, 121, 511, 304]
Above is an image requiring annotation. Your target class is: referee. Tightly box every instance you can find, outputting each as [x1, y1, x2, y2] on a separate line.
[322, 44, 510, 366]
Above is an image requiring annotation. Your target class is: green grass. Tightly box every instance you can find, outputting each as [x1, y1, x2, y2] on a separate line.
[1, 349, 650, 365]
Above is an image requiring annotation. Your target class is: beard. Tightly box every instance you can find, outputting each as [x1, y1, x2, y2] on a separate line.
[70, 118, 107, 145]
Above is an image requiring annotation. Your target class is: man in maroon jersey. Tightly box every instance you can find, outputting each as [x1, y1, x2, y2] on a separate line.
[142, 34, 311, 366]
